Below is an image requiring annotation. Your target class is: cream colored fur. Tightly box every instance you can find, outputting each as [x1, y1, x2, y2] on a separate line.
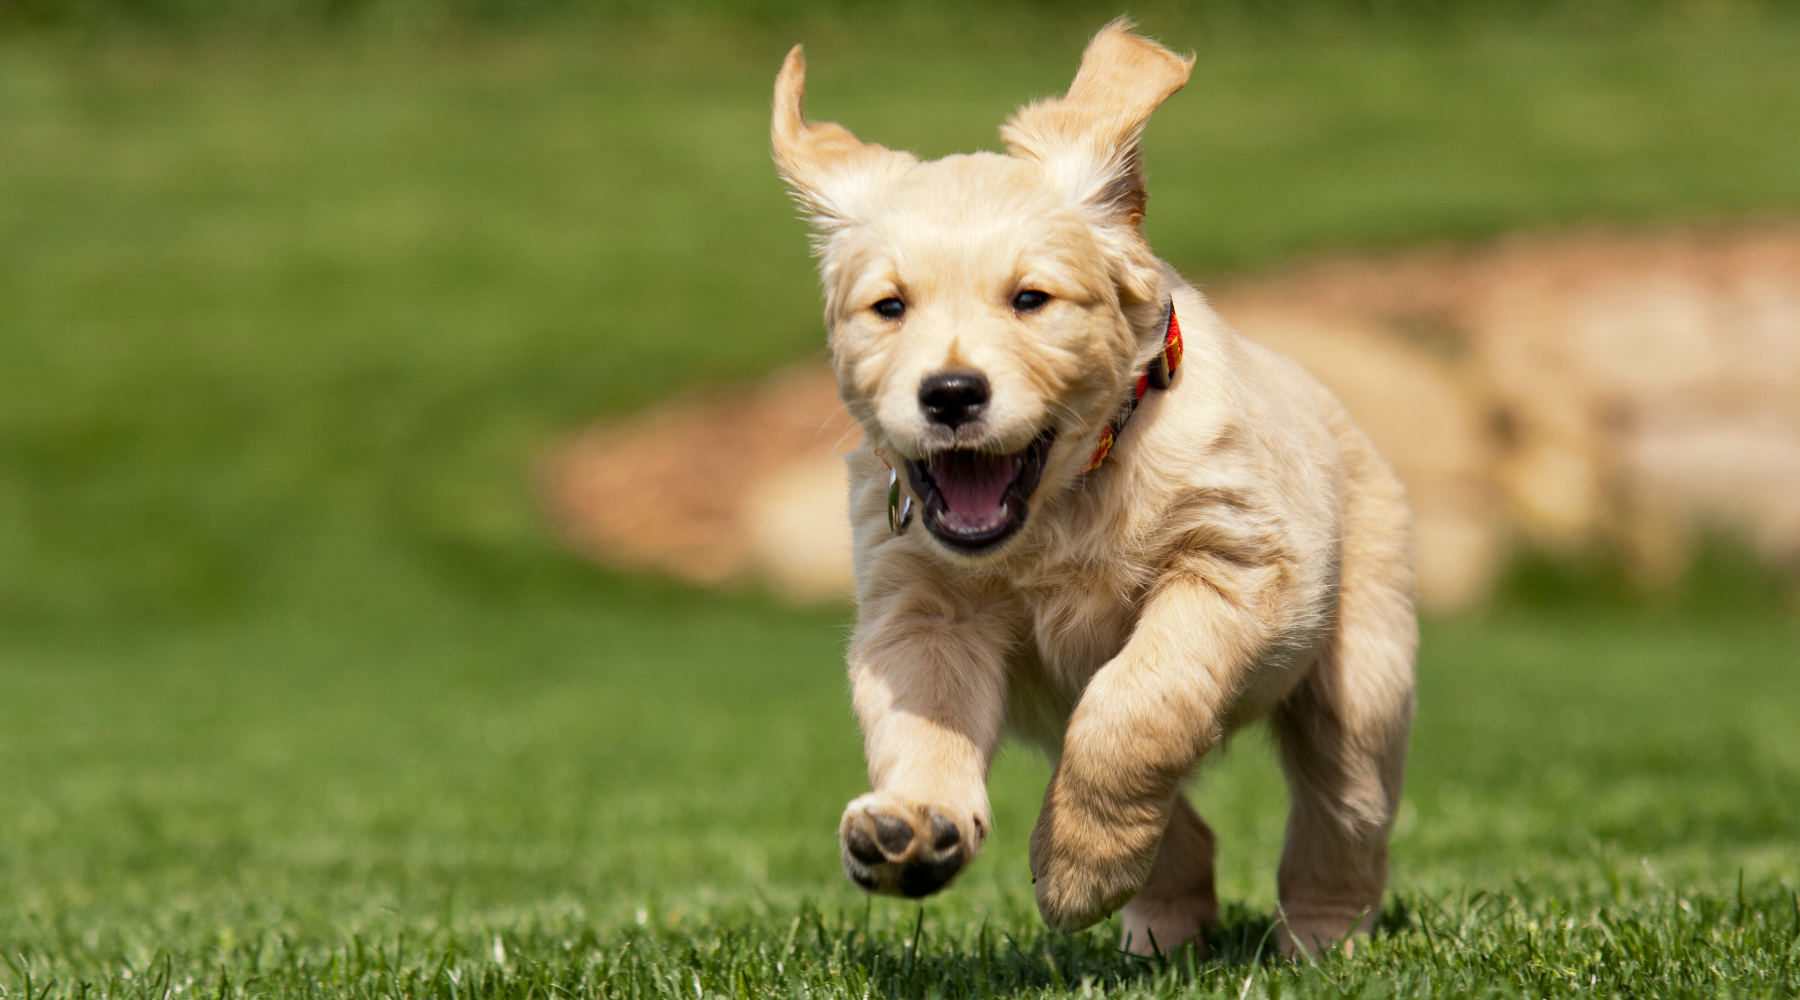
[771, 20, 1416, 959]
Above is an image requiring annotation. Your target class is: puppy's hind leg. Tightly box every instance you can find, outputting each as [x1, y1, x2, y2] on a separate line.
[1269, 578, 1415, 958]
[1119, 793, 1219, 956]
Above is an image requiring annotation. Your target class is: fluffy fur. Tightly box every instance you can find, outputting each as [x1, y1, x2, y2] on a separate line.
[771, 20, 1416, 958]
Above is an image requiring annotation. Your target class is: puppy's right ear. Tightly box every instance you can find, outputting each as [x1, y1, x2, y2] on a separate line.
[772, 46, 915, 231]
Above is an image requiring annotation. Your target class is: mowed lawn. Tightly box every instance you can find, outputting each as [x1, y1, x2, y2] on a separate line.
[2, 16, 1799, 998]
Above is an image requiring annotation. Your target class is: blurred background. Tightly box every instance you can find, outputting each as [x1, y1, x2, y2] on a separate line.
[1, 0, 1797, 995]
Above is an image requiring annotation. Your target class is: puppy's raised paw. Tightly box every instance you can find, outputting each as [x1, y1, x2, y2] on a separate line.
[1028, 793, 1163, 933]
[1030, 853, 1143, 933]
[839, 794, 981, 898]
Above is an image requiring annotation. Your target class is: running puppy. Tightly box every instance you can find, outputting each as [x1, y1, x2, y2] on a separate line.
[770, 20, 1416, 958]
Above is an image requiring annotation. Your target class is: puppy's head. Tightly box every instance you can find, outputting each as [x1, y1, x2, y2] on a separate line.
[772, 21, 1193, 557]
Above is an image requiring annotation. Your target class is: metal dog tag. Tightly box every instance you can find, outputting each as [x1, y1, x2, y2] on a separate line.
[887, 467, 914, 535]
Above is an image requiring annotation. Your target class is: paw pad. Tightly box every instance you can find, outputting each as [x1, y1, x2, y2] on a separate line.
[874, 815, 914, 854]
[840, 800, 971, 899]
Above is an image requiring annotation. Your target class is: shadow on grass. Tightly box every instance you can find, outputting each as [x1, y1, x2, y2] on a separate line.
[720, 900, 1324, 998]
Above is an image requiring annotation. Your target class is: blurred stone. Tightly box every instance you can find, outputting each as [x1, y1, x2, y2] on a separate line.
[541, 224, 1800, 609]
[745, 454, 858, 602]
[540, 364, 858, 591]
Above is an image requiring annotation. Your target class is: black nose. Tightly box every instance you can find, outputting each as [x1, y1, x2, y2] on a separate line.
[919, 371, 990, 428]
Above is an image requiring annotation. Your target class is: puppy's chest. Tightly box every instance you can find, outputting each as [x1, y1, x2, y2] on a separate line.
[1015, 568, 1144, 691]
[993, 569, 1140, 750]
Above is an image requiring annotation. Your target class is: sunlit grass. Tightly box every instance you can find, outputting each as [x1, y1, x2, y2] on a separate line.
[1, 592, 1796, 998]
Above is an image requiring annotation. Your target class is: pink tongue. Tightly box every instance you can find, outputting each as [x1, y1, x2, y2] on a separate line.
[929, 451, 1019, 533]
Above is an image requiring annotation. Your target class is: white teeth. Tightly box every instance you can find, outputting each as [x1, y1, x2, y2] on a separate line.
[936, 504, 1008, 535]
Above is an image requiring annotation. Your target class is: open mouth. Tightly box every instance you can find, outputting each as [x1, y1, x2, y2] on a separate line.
[904, 429, 1055, 553]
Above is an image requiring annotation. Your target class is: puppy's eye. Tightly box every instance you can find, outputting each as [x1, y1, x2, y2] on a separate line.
[1012, 290, 1050, 313]
[872, 298, 906, 320]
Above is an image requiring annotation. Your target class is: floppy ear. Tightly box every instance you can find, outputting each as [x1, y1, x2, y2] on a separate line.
[772, 46, 917, 232]
[999, 19, 1193, 229]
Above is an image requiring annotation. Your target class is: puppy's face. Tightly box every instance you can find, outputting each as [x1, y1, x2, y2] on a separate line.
[773, 22, 1193, 556]
[824, 156, 1137, 551]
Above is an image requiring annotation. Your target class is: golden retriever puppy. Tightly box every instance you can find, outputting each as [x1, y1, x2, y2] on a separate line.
[770, 20, 1416, 958]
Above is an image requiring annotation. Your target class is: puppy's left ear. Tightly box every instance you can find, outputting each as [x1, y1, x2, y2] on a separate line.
[1001, 19, 1193, 233]
[772, 45, 917, 231]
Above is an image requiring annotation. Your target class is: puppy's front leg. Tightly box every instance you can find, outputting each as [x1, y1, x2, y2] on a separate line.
[840, 584, 1012, 898]
[1031, 569, 1267, 931]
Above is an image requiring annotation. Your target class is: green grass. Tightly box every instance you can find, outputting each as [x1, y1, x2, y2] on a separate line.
[2, 594, 1797, 997]
[2, 17, 1799, 999]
